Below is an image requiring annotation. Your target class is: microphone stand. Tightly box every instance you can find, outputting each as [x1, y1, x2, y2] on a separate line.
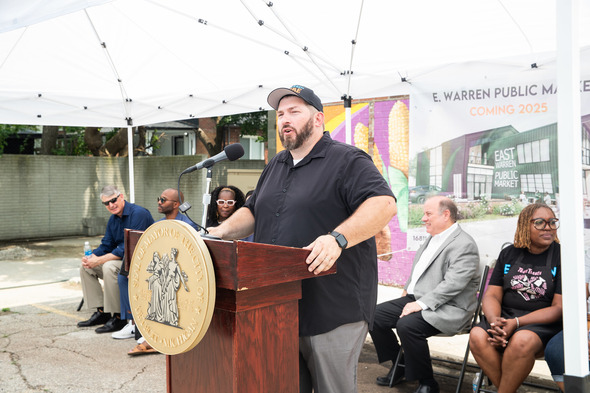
[200, 167, 213, 234]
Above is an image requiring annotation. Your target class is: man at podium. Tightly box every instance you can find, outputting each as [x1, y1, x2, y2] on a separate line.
[208, 85, 397, 393]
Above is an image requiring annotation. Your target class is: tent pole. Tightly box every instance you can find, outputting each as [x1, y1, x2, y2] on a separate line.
[127, 126, 135, 203]
[344, 96, 352, 145]
[557, 0, 590, 390]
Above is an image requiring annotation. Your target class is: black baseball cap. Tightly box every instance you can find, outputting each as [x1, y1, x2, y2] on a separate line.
[267, 85, 323, 112]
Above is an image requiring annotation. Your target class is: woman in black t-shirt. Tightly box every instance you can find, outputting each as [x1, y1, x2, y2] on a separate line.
[469, 203, 562, 393]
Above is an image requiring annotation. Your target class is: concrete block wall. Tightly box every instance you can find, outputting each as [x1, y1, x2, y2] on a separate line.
[0, 155, 265, 241]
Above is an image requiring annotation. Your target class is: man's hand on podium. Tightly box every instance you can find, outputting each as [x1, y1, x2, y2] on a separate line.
[304, 234, 343, 275]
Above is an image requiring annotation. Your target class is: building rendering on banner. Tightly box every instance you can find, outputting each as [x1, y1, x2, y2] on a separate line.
[415, 114, 590, 204]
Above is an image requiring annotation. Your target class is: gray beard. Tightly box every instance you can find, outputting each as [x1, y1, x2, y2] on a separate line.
[280, 117, 314, 151]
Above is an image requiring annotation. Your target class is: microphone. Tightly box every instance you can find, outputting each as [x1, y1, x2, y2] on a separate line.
[182, 143, 244, 174]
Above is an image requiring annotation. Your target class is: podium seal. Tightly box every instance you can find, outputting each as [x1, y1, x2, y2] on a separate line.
[129, 220, 216, 355]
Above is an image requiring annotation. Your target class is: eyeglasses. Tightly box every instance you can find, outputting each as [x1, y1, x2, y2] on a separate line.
[102, 194, 120, 206]
[216, 199, 236, 206]
[157, 197, 177, 204]
[530, 218, 560, 230]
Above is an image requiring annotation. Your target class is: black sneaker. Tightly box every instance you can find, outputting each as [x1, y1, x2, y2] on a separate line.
[95, 317, 127, 334]
[77, 311, 111, 328]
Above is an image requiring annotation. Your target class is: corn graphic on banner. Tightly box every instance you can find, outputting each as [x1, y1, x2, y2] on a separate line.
[388, 101, 409, 178]
[324, 98, 413, 286]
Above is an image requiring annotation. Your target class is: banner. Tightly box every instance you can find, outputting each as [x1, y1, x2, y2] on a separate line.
[292, 59, 590, 286]
[408, 63, 590, 273]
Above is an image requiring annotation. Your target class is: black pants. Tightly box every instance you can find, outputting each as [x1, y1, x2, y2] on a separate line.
[369, 295, 441, 381]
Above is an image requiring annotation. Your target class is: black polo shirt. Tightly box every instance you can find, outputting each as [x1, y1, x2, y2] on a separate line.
[245, 131, 395, 336]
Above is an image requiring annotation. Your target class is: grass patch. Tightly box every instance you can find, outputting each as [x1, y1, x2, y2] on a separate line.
[408, 199, 524, 228]
[1, 307, 14, 316]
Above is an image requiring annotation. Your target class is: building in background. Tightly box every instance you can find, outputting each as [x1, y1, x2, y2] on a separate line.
[415, 124, 559, 202]
[145, 118, 265, 160]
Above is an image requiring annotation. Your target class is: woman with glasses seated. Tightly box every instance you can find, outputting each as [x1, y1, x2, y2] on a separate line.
[206, 185, 245, 228]
[469, 203, 562, 393]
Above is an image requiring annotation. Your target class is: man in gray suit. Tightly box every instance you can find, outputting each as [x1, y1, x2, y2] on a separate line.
[370, 196, 479, 393]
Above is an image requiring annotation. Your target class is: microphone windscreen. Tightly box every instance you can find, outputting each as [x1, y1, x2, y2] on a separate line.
[225, 143, 245, 161]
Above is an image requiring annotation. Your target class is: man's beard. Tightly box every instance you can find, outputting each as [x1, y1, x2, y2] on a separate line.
[159, 205, 173, 215]
[279, 117, 314, 151]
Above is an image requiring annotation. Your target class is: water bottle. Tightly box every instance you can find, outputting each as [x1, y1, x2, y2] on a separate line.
[84, 241, 92, 257]
[472, 372, 481, 392]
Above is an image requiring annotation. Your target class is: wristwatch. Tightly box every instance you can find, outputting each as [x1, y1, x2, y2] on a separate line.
[330, 231, 348, 250]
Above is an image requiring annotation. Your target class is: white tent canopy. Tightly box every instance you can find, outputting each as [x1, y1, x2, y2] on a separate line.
[1, 0, 589, 127]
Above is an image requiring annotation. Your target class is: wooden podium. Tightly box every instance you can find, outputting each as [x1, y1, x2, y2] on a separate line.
[125, 230, 336, 393]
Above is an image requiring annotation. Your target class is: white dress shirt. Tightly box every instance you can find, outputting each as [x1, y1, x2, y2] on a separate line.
[407, 222, 458, 309]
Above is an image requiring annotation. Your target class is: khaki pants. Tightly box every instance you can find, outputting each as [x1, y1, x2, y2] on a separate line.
[79, 259, 121, 314]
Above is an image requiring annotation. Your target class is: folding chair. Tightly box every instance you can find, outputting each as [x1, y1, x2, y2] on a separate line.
[388, 264, 491, 393]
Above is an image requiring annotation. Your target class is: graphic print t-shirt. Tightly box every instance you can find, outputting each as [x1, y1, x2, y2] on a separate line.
[489, 243, 561, 315]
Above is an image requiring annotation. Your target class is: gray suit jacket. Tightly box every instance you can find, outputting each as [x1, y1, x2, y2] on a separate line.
[404, 224, 480, 335]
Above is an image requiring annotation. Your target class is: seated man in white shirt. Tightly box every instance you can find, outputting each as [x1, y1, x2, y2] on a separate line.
[369, 196, 480, 393]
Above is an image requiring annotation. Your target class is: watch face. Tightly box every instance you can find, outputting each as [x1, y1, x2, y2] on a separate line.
[331, 231, 347, 249]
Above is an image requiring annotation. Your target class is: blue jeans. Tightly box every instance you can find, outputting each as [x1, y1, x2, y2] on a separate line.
[118, 274, 132, 321]
[544, 330, 590, 383]
[545, 331, 565, 382]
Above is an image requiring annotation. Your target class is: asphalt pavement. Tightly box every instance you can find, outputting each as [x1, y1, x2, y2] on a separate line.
[0, 236, 558, 393]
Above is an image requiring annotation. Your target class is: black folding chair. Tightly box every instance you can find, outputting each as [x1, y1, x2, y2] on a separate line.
[388, 264, 491, 393]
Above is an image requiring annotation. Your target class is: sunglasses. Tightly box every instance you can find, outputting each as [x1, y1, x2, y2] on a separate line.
[530, 218, 559, 230]
[102, 194, 120, 206]
[157, 197, 177, 204]
[216, 199, 236, 206]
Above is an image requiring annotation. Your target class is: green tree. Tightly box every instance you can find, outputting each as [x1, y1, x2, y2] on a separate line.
[218, 111, 268, 140]
[0, 124, 35, 155]
[197, 111, 268, 156]
[2, 110, 267, 157]
[40, 126, 92, 155]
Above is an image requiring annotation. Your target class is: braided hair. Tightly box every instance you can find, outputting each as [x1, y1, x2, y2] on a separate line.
[206, 185, 246, 227]
[513, 203, 559, 249]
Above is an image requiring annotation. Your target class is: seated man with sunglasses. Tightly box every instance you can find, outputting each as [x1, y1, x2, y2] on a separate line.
[78, 185, 154, 333]
[155, 188, 200, 231]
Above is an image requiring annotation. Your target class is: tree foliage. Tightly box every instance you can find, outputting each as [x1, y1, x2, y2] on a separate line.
[40, 126, 90, 155]
[84, 126, 160, 156]
[1, 111, 267, 157]
[0, 124, 33, 155]
[217, 111, 267, 140]
[196, 111, 268, 156]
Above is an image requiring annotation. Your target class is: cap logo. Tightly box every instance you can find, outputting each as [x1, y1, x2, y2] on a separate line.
[290, 85, 304, 94]
[267, 84, 322, 112]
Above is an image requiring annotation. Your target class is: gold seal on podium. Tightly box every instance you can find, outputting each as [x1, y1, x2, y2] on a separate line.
[129, 220, 216, 355]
